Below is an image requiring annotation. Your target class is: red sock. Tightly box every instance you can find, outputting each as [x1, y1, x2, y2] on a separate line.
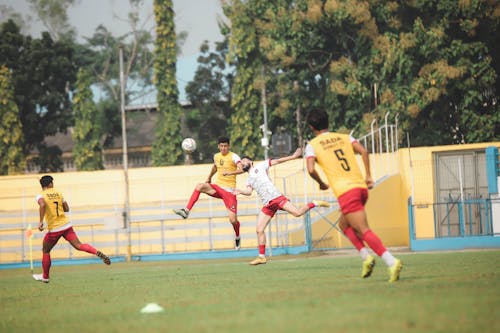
[233, 221, 240, 237]
[343, 226, 365, 251]
[308, 202, 315, 209]
[361, 230, 387, 256]
[186, 190, 201, 210]
[258, 244, 266, 255]
[42, 253, 51, 279]
[79, 243, 97, 255]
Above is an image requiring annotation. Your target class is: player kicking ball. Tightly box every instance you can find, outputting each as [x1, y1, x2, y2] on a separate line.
[32, 175, 111, 283]
[173, 137, 244, 250]
[231, 148, 329, 265]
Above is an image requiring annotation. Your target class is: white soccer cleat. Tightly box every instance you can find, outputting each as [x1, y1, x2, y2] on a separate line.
[33, 274, 49, 283]
[173, 208, 189, 219]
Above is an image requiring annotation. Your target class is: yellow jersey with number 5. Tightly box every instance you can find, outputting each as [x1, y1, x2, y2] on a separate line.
[307, 132, 367, 197]
[37, 188, 69, 230]
[214, 151, 241, 189]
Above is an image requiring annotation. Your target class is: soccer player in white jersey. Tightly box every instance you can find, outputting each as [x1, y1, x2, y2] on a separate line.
[232, 148, 329, 265]
[32, 175, 110, 283]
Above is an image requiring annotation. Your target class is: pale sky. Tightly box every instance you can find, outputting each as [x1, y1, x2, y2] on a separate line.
[0, 0, 226, 101]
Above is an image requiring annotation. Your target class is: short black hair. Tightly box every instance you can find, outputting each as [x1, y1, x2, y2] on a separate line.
[307, 109, 329, 131]
[218, 136, 230, 144]
[40, 175, 53, 188]
[241, 155, 253, 161]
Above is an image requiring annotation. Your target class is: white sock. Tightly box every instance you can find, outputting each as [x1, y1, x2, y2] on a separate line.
[381, 251, 396, 267]
[359, 247, 370, 260]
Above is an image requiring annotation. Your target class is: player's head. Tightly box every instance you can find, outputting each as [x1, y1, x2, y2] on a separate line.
[307, 109, 329, 131]
[217, 136, 230, 145]
[240, 155, 253, 172]
[40, 175, 54, 188]
[217, 136, 231, 155]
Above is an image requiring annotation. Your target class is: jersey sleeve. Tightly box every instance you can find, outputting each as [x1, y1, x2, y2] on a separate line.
[232, 153, 242, 164]
[349, 135, 357, 143]
[305, 143, 316, 159]
[35, 194, 43, 203]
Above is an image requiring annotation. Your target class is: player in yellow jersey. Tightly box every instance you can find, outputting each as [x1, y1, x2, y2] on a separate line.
[173, 136, 244, 249]
[32, 175, 110, 283]
[305, 109, 402, 282]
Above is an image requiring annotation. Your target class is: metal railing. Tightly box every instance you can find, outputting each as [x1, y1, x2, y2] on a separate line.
[408, 197, 496, 240]
[0, 114, 401, 263]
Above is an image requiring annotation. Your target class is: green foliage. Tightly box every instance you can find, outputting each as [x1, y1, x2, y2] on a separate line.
[0, 66, 26, 175]
[185, 40, 233, 163]
[224, 0, 499, 146]
[224, 0, 272, 159]
[0, 20, 77, 171]
[80, 20, 155, 148]
[151, 0, 183, 165]
[72, 68, 104, 171]
[26, 0, 77, 41]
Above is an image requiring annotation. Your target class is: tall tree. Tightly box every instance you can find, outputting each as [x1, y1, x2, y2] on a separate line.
[225, 0, 499, 147]
[0, 4, 32, 34]
[224, 0, 271, 160]
[151, 0, 183, 165]
[27, 0, 78, 41]
[80, 0, 155, 147]
[0, 20, 77, 171]
[80, 1, 187, 148]
[72, 68, 104, 171]
[0, 65, 26, 175]
[185, 39, 233, 163]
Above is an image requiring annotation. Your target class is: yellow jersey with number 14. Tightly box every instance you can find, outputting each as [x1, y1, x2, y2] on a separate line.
[214, 151, 241, 189]
[307, 132, 367, 198]
[36, 188, 69, 231]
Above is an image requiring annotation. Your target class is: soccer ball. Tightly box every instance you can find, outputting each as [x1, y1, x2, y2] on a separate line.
[181, 138, 197, 153]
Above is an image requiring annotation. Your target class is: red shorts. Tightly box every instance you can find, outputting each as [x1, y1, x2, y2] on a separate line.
[261, 195, 289, 217]
[44, 226, 77, 246]
[337, 188, 368, 215]
[209, 184, 237, 214]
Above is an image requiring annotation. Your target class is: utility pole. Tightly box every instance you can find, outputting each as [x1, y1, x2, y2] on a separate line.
[261, 66, 270, 159]
[119, 46, 132, 262]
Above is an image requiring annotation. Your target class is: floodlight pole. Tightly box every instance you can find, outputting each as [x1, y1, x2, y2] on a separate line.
[119, 46, 132, 262]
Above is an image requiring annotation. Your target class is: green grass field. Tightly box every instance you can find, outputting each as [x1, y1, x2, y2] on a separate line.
[1, 250, 498, 333]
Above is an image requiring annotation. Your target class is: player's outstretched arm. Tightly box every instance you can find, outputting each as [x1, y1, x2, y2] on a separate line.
[234, 186, 253, 196]
[270, 147, 303, 167]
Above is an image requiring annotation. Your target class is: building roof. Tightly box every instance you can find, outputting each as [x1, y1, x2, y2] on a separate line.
[44, 110, 159, 153]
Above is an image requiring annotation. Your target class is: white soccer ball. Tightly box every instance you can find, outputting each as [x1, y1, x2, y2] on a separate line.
[181, 138, 197, 153]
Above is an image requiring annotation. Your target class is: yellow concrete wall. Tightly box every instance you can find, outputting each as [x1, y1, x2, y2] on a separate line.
[290, 173, 408, 248]
[0, 159, 314, 211]
[1, 141, 498, 261]
[0, 159, 320, 262]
